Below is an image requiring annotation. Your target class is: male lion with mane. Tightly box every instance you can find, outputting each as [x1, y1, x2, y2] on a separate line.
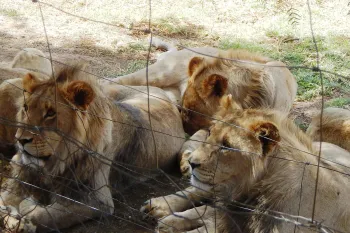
[0, 64, 185, 232]
[181, 49, 297, 134]
[141, 95, 350, 233]
[114, 39, 297, 134]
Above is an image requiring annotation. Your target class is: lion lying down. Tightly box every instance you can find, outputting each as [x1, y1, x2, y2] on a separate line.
[141, 95, 350, 233]
[0, 64, 185, 232]
[0, 49, 53, 158]
[307, 107, 350, 152]
[114, 39, 297, 134]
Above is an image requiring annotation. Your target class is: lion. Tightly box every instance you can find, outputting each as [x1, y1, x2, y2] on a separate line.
[181, 49, 297, 134]
[0, 64, 185, 232]
[113, 39, 297, 134]
[0, 49, 53, 158]
[140, 95, 350, 233]
[307, 107, 350, 152]
[0, 48, 53, 82]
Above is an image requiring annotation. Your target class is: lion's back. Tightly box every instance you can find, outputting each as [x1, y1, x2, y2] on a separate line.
[307, 107, 350, 152]
[110, 85, 185, 170]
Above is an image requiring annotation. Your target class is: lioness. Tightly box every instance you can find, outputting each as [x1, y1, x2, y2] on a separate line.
[307, 107, 350, 152]
[114, 39, 297, 134]
[141, 95, 350, 233]
[0, 64, 185, 232]
[0, 48, 52, 158]
[0, 48, 52, 83]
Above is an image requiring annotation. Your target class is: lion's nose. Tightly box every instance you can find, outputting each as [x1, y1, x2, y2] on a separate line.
[18, 138, 33, 146]
[190, 162, 201, 170]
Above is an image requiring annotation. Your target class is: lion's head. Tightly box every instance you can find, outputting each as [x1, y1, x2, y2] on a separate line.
[188, 95, 281, 197]
[181, 50, 271, 135]
[15, 65, 109, 175]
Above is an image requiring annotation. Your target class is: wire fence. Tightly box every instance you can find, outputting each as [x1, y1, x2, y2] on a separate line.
[0, 0, 349, 233]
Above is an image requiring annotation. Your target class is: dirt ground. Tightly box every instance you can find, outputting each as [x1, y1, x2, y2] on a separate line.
[62, 172, 188, 233]
[1, 0, 349, 232]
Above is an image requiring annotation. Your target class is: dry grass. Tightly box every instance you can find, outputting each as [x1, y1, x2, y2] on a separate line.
[0, 1, 350, 232]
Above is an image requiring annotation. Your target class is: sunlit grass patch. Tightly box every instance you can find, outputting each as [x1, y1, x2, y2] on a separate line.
[0, 8, 19, 17]
[325, 97, 350, 108]
[118, 60, 147, 76]
[131, 17, 205, 39]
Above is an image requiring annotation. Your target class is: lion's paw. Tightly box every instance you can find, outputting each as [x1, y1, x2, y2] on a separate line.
[140, 197, 174, 219]
[19, 198, 38, 215]
[3, 215, 37, 233]
[180, 151, 192, 178]
[156, 215, 190, 233]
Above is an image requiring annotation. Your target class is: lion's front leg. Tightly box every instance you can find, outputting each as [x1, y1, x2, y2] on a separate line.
[156, 205, 229, 233]
[140, 186, 212, 219]
[3, 167, 114, 232]
[4, 198, 110, 233]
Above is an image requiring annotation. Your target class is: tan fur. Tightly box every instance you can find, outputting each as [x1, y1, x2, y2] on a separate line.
[0, 49, 52, 158]
[112, 46, 219, 104]
[113, 39, 296, 134]
[307, 107, 350, 152]
[178, 129, 208, 177]
[0, 64, 185, 232]
[10, 48, 53, 76]
[141, 97, 350, 233]
[182, 49, 297, 134]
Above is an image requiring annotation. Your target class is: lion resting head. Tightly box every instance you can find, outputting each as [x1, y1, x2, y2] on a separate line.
[140, 96, 350, 233]
[181, 49, 297, 134]
[186, 95, 350, 232]
[189, 95, 281, 195]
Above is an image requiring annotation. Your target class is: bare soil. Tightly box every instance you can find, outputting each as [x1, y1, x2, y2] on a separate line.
[1, 0, 349, 232]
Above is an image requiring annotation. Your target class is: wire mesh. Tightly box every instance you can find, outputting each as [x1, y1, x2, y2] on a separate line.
[0, 0, 349, 233]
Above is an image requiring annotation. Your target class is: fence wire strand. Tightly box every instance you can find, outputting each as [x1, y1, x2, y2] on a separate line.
[0, 0, 349, 233]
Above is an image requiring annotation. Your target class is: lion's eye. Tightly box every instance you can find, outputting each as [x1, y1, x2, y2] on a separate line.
[45, 109, 56, 118]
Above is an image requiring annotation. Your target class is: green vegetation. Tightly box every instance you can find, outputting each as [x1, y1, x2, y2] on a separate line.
[0, 8, 19, 17]
[118, 60, 147, 76]
[325, 97, 350, 108]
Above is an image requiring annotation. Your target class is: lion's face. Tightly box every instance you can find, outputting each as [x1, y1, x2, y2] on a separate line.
[188, 107, 280, 196]
[15, 70, 95, 172]
[181, 57, 228, 135]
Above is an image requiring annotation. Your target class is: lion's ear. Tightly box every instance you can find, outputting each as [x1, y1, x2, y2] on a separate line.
[201, 74, 228, 98]
[64, 81, 95, 110]
[215, 94, 242, 118]
[188, 57, 203, 77]
[251, 121, 281, 157]
[219, 94, 242, 111]
[23, 73, 38, 93]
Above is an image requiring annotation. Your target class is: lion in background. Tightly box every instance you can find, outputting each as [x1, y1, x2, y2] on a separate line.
[113, 38, 297, 134]
[307, 107, 350, 152]
[141, 95, 350, 233]
[0, 49, 53, 158]
[0, 64, 185, 232]
[181, 49, 297, 134]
